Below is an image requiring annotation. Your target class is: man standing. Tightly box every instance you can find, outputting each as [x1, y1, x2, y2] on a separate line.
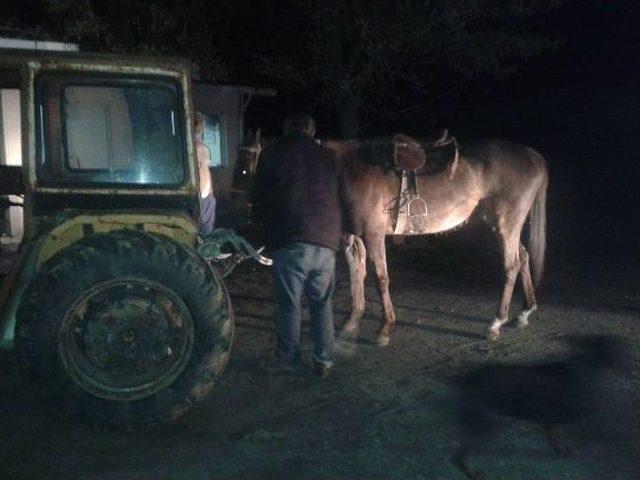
[251, 114, 354, 378]
[194, 112, 216, 236]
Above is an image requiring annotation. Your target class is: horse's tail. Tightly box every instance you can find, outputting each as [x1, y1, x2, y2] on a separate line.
[528, 169, 548, 289]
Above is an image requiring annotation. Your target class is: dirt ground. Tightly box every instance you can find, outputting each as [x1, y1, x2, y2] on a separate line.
[1, 236, 639, 480]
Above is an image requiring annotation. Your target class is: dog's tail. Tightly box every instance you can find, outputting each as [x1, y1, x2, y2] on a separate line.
[563, 334, 626, 371]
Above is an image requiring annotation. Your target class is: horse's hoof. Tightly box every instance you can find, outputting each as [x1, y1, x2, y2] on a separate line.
[341, 322, 359, 335]
[517, 306, 536, 329]
[335, 335, 357, 357]
[486, 329, 500, 341]
[336, 325, 358, 356]
[339, 325, 358, 338]
[377, 335, 391, 347]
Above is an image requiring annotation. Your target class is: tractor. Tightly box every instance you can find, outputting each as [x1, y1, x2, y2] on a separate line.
[0, 51, 264, 427]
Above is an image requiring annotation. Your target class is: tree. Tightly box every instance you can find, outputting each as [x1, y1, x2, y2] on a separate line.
[8, 1, 563, 138]
[242, 0, 563, 137]
[42, 0, 229, 81]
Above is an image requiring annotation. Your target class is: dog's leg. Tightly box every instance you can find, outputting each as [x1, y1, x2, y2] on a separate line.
[544, 425, 572, 457]
[452, 404, 492, 480]
[451, 442, 488, 480]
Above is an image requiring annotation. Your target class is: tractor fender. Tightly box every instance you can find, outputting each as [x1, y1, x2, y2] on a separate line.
[0, 212, 198, 349]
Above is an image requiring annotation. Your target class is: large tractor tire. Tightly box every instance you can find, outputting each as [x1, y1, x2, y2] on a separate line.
[15, 229, 233, 428]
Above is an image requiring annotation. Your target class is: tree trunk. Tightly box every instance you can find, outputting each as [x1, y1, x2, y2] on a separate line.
[336, 93, 361, 139]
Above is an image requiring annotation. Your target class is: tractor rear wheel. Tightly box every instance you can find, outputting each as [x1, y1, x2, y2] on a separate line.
[15, 229, 233, 427]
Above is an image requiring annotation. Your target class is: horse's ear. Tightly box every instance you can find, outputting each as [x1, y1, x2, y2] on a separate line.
[255, 127, 261, 144]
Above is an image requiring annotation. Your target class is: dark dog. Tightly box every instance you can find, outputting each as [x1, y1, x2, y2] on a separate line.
[451, 335, 624, 479]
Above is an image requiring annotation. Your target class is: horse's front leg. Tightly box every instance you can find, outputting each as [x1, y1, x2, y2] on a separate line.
[342, 235, 367, 334]
[366, 231, 396, 346]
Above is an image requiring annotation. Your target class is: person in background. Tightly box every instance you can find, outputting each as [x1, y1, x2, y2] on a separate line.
[194, 112, 216, 236]
[251, 113, 355, 378]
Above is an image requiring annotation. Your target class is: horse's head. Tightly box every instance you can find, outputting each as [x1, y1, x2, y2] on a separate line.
[239, 128, 262, 173]
[233, 128, 263, 190]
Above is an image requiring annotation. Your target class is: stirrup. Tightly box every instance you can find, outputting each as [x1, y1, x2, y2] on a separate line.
[407, 194, 428, 218]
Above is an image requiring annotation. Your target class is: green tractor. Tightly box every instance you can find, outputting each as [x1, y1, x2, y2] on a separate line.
[0, 51, 263, 427]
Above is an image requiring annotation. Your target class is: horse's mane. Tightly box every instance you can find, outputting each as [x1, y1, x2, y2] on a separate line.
[323, 133, 436, 179]
[245, 129, 456, 181]
[323, 136, 404, 179]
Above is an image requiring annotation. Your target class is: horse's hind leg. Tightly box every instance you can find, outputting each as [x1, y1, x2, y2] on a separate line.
[343, 235, 367, 334]
[365, 231, 396, 347]
[516, 243, 537, 328]
[488, 230, 522, 341]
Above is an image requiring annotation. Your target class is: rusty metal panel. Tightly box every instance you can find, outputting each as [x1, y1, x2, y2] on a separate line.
[37, 221, 84, 265]
[36, 213, 198, 267]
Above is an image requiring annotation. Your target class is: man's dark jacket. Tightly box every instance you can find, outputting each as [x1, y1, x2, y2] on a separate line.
[251, 132, 355, 251]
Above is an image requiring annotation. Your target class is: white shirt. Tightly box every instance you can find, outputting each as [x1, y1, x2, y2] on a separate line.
[197, 140, 213, 198]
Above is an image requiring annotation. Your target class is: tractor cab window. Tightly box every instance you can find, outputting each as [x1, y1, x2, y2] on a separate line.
[64, 86, 134, 172]
[35, 73, 186, 187]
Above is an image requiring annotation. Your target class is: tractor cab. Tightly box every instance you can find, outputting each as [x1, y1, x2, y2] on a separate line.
[0, 50, 238, 428]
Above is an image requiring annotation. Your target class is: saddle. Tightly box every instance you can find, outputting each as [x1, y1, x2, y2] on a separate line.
[390, 130, 459, 175]
[389, 130, 460, 235]
[391, 134, 426, 171]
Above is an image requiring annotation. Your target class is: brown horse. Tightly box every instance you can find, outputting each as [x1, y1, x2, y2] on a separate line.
[324, 132, 548, 344]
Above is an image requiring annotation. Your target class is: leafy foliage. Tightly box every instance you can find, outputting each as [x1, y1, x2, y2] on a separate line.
[1, 0, 563, 136]
[239, 0, 563, 136]
[42, 0, 229, 80]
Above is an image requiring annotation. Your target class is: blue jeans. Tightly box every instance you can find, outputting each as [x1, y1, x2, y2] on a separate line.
[199, 193, 217, 236]
[272, 242, 336, 368]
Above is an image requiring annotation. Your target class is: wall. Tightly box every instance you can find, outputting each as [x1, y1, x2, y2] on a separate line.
[192, 83, 242, 194]
[0, 89, 23, 242]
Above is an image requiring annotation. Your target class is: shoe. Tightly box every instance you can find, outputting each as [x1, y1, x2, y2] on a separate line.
[260, 356, 299, 374]
[314, 362, 331, 379]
